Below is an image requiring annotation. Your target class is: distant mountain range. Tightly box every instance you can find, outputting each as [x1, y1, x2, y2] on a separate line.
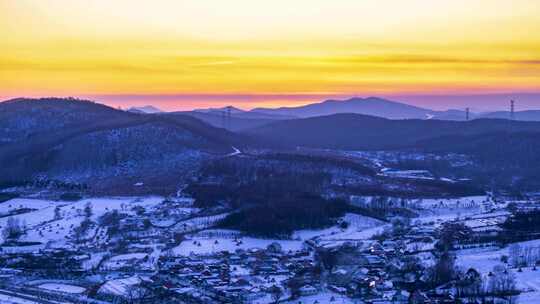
[171, 97, 540, 130]
[245, 112, 540, 189]
[127, 105, 163, 114]
[252, 97, 435, 119]
[252, 96, 540, 121]
[172, 107, 294, 131]
[478, 110, 540, 121]
[3, 96, 540, 193]
[245, 113, 540, 150]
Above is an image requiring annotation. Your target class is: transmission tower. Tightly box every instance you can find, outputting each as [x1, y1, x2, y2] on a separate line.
[226, 106, 232, 130]
[221, 110, 226, 128]
[510, 100, 515, 120]
[221, 106, 232, 129]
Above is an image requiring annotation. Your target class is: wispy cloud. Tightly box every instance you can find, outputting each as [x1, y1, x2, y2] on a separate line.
[189, 61, 235, 67]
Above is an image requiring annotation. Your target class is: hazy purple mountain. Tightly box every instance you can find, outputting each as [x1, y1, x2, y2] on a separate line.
[251, 97, 438, 119]
[175, 96, 540, 122]
[193, 106, 245, 114]
[430, 109, 473, 121]
[177, 106, 296, 131]
[192, 106, 295, 120]
[245, 113, 540, 150]
[127, 105, 163, 114]
[478, 110, 540, 121]
[170, 111, 282, 131]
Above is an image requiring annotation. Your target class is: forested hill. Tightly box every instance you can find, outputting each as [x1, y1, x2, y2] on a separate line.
[245, 113, 540, 150]
[0, 98, 247, 194]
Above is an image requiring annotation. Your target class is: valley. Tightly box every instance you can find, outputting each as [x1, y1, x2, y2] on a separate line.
[1, 97, 540, 303]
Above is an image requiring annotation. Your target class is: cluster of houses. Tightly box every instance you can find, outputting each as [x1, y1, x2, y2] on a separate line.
[0, 223, 515, 304]
[154, 243, 315, 303]
[0, 248, 89, 275]
[0, 193, 527, 304]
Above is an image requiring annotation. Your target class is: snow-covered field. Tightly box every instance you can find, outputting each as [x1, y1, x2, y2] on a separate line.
[183, 197, 495, 255]
[293, 213, 386, 242]
[515, 269, 540, 304]
[283, 291, 356, 304]
[0, 292, 39, 304]
[173, 235, 305, 256]
[98, 275, 151, 297]
[171, 212, 231, 232]
[419, 195, 488, 209]
[456, 239, 540, 303]
[173, 212, 389, 256]
[82, 252, 108, 271]
[0, 196, 164, 247]
[37, 283, 86, 294]
[456, 239, 540, 273]
[411, 196, 499, 228]
[102, 253, 150, 270]
[456, 247, 505, 273]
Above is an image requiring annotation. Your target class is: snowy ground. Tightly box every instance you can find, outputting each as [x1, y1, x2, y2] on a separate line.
[37, 283, 86, 294]
[456, 247, 505, 273]
[0, 292, 39, 304]
[82, 252, 108, 271]
[456, 239, 540, 303]
[173, 235, 305, 256]
[456, 239, 540, 273]
[0, 196, 164, 247]
[406, 196, 509, 235]
[282, 291, 358, 304]
[102, 253, 150, 270]
[515, 269, 540, 304]
[173, 196, 493, 256]
[173, 212, 388, 256]
[171, 212, 231, 232]
[418, 196, 489, 209]
[98, 275, 151, 297]
[293, 213, 385, 241]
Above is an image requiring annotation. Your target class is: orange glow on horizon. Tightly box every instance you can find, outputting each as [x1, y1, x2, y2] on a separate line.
[1, 0, 539, 109]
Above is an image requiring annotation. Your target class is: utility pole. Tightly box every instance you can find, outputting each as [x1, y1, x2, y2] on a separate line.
[510, 100, 515, 120]
[226, 106, 232, 130]
[221, 110, 226, 129]
[466, 107, 470, 121]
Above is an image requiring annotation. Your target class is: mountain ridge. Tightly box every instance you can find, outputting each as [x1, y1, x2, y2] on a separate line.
[127, 105, 163, 114]
[245, 112, 540, 150]
[251, 97, 436, 119]
[0, 98, 246, 193]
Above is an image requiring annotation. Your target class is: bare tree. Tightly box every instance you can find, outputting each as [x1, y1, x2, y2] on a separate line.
[522, 246, 540, 267]
[54, 206, 62, 220]
[268, 285, 283, 304]
[84, 202, 93, 218]
[2, 217, 24, 241]
[508, 244, 523, 268]
[488, 265, 517, 296]
[429, 250, 456, 285]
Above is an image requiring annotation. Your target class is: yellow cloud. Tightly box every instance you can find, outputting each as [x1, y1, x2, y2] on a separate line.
[1, 0, 539, 99]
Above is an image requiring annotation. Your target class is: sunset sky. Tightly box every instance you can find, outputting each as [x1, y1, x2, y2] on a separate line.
[1, 0, 539, 111]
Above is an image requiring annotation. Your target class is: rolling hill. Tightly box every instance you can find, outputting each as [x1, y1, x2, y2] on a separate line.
[478, 110, 540, 121]
[127, 105, 163, 114]
[0, 98, 246, 194]
[169, 111, 284, 131]
[245, 113, 540, 150]
[251, 97, 434, 119]
[171, 107, 294, 131]
[246, 113, 540, 190]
